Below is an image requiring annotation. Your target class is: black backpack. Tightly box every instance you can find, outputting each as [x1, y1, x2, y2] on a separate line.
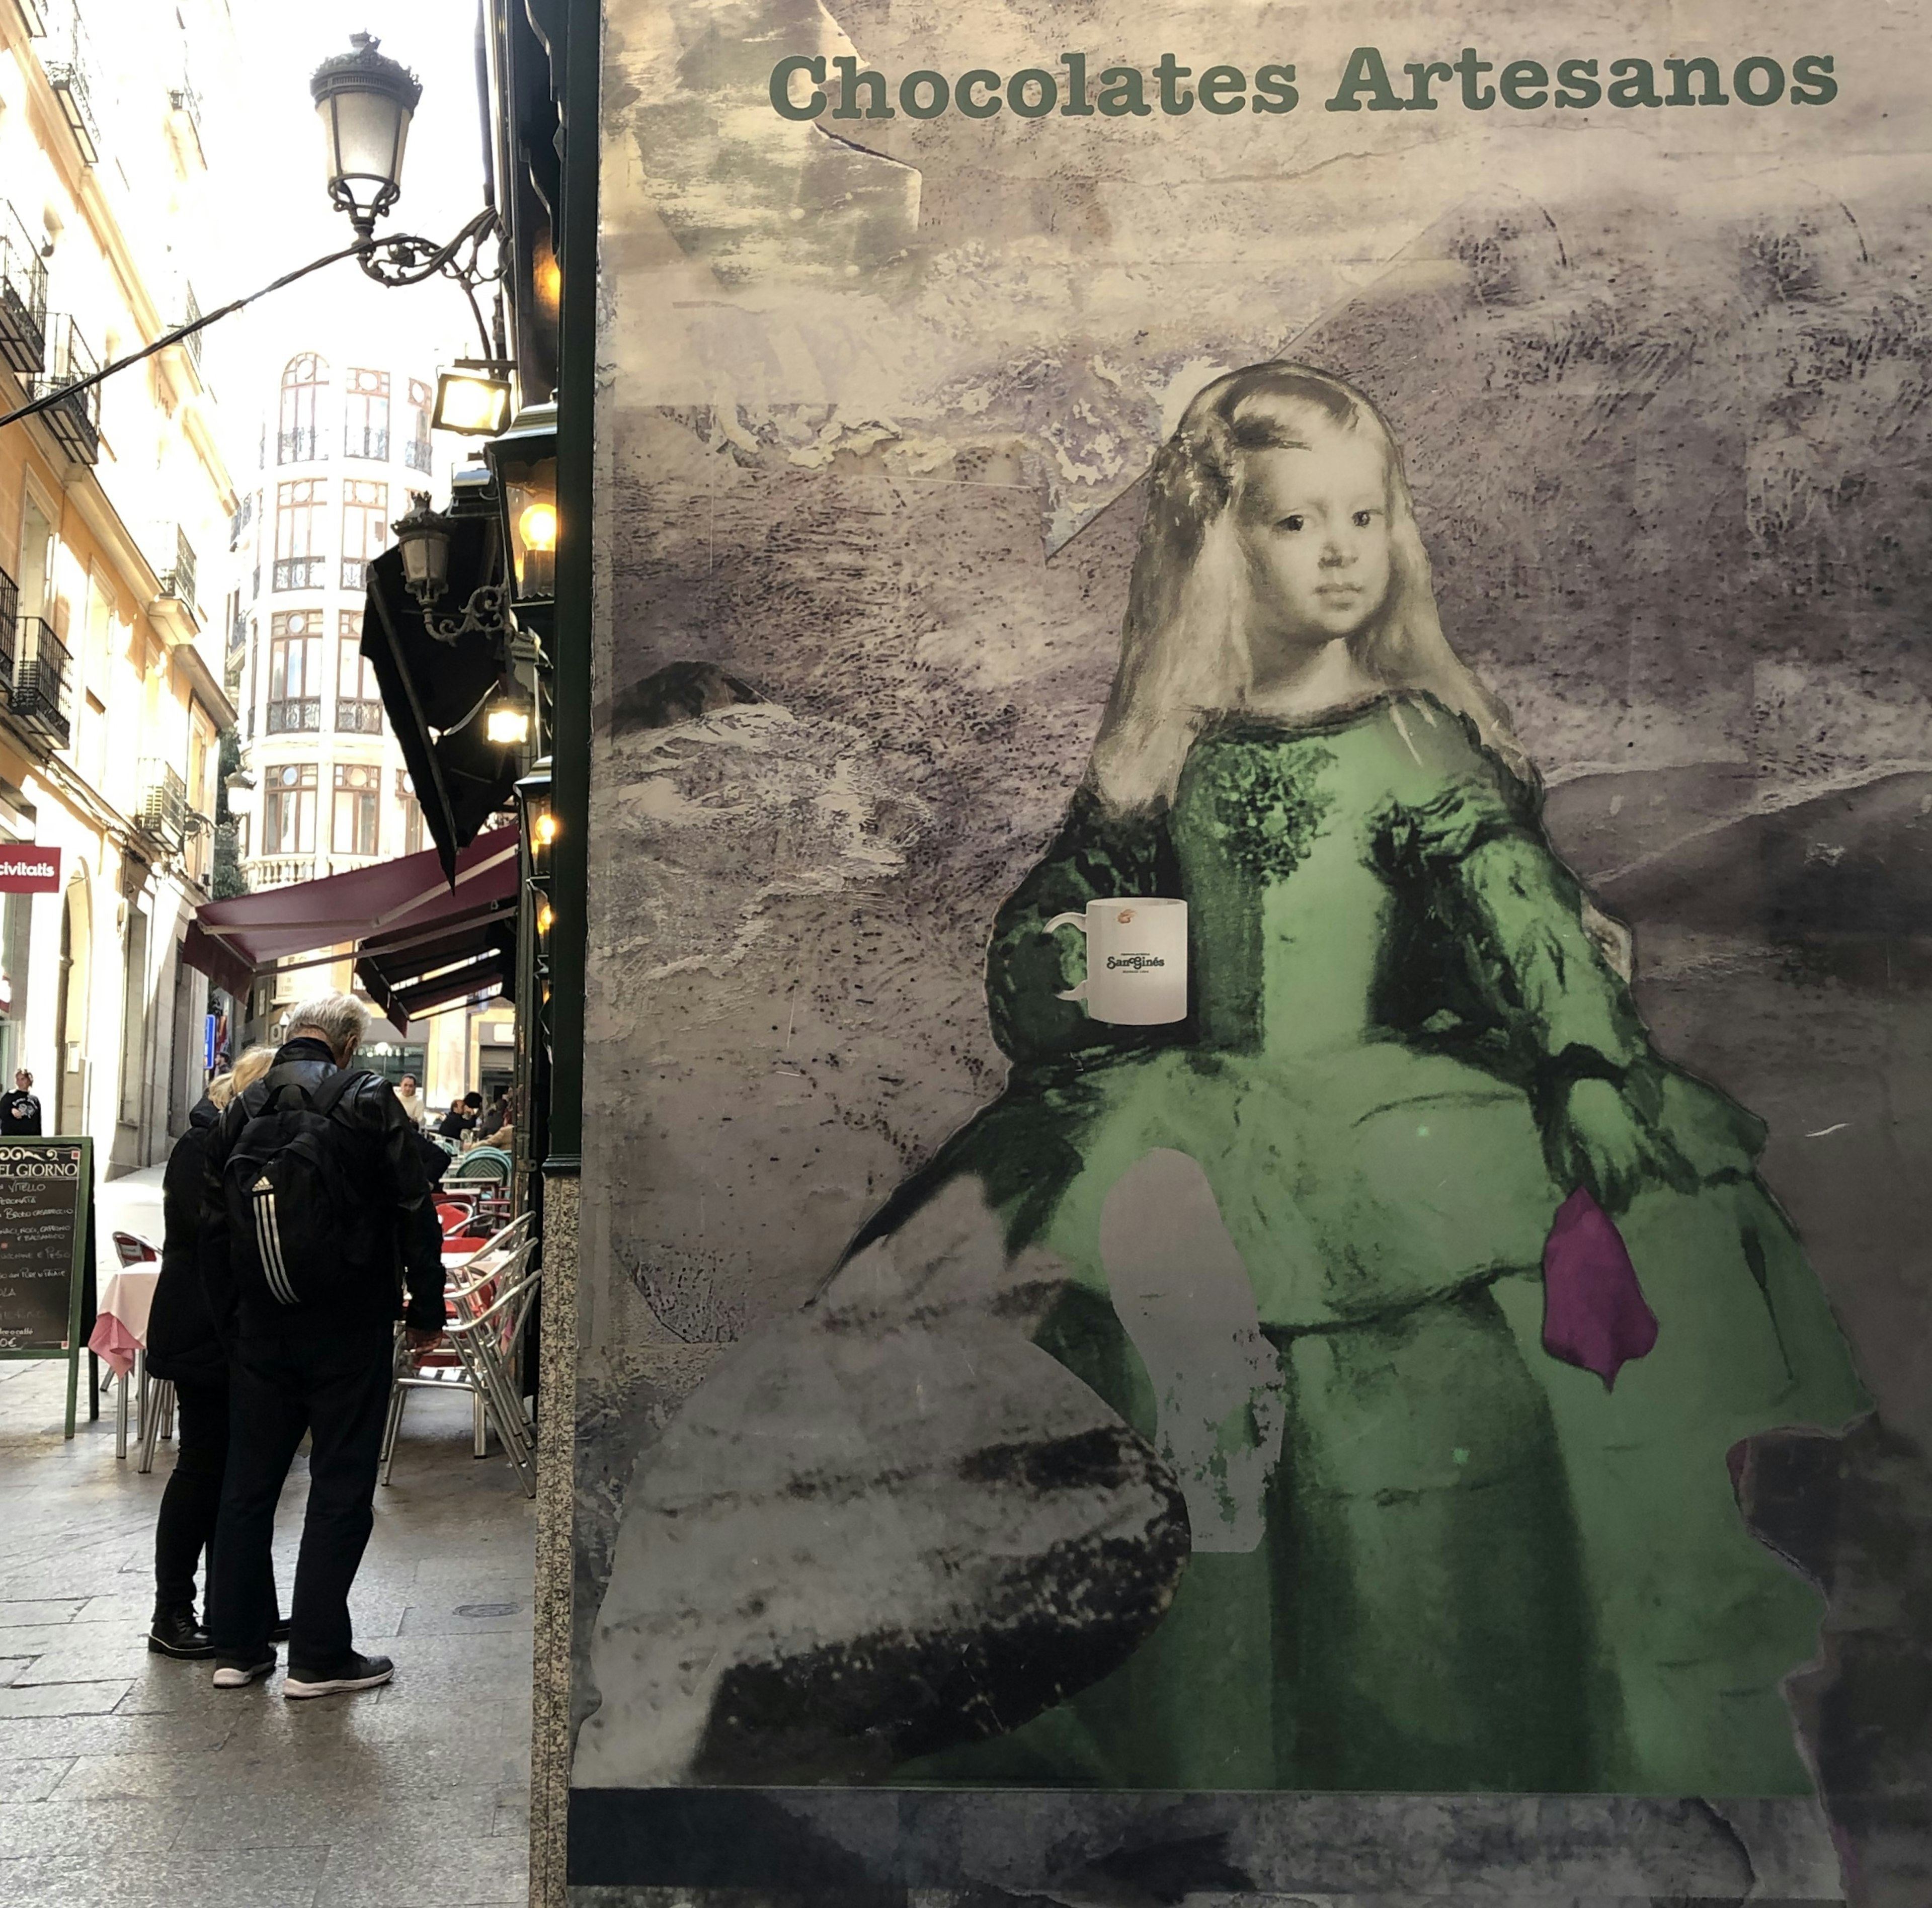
[222, 1062, 375, 1308]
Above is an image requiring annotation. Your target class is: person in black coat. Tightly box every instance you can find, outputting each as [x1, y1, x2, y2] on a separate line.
[2, 1068, 42, 1134]
[200, 994, 444, 1697]
[143, 1049, 281, 1658]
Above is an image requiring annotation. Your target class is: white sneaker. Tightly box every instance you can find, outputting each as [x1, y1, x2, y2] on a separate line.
[211, 1653, 275, 1688]
[284, 1651, 394, 1699]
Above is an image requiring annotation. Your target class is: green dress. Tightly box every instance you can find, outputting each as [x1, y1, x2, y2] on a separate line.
[868, 692, 1868, 1795]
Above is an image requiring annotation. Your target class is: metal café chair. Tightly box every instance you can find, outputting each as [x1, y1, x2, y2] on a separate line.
[445, 1145, 512, 1185]
[379, 1214, 541, 1497]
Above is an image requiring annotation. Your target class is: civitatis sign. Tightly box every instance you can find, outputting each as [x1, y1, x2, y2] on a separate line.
[0, 848, 60, 894]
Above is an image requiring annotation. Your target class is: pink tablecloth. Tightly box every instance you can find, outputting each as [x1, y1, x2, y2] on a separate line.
[86, 1268, 159, 1380]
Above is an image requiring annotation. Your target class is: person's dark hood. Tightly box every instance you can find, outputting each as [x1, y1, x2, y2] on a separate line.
[188, 1094, 220, 1132]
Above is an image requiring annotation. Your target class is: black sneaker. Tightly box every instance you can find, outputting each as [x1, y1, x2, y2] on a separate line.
[211, 1652, 276, 1688]
[147, 1609, 213, 1660]
[284, 1652, 393, 1700]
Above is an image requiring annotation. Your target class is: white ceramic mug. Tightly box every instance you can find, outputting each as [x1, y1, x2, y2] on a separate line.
[1043, 897, 1188, 1025]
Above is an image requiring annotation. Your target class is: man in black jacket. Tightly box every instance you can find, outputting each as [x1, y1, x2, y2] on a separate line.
[2, 1068, 41, 1134]
[200, 992, 444, 1697]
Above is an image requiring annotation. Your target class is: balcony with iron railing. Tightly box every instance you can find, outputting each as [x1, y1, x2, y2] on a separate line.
[0, 569, 17, 691]
[265, 697, 321, 734]
[30, 316, 99, 464]
[10, 618, 71, 749]
[137, 760, 187, 846]
[0, 203, 47, 376]
[277, 427, 323, 464]
[174, 282, 202, 371]
[44, 16, 103, 167]
[272, 556, 326, 591]
[404, 431, 433, 474]
[336, 698, 384, 735]
[155, 526, 197, 611]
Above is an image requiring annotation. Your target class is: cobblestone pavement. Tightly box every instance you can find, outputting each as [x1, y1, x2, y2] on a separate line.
[0, 1333, 535, 1908]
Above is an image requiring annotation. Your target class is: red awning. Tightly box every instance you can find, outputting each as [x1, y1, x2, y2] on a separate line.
[184, 828, 520, 1003]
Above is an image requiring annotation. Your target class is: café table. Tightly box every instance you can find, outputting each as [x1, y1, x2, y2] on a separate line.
[86, 1268, 162, 1460]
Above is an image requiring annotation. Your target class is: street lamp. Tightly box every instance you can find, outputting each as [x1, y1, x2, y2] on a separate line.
[484, 403, 559, 603]
[433, 361, 514, 438]
[485, 686, 532, 748]
[309, 33, 421, 240]
[2, 34, 510, 440]
[223, 769, 257, 817]
[308, 36, 509, 364]
[391, 492, 452, 606]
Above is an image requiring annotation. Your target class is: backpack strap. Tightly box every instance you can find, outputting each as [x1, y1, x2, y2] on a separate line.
[254, 1062, 372, 1120]
[310, 1067, 373, 1118]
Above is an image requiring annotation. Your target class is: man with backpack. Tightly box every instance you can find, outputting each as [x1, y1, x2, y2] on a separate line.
[199, 991, 444, 1696]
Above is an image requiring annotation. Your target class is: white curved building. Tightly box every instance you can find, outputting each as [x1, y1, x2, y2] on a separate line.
[225, 346, 439, 891]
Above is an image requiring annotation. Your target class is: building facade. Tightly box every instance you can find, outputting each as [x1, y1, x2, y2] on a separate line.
[0, 0, 239, 1172]
[219, 342, 514, 1110]
[224, 347, 438, 891]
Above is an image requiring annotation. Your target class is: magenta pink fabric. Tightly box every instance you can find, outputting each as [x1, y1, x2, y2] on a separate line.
[86, 1313, 141, 1380]
[1541, 1187, 1659, 1389]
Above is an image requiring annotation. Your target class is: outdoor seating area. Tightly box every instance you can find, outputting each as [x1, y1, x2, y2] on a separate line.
[383, 1214, 541, 1496]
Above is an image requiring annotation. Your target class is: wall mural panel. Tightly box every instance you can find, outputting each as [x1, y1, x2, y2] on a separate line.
[572, 1, 1932, 1896]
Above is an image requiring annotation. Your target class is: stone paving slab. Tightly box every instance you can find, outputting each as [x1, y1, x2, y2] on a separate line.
[0, 1358, 536, 1907]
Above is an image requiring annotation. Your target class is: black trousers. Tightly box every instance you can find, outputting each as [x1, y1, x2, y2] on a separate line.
[207, 1322, 392, 1671]
[152, 1375, 228, 1612]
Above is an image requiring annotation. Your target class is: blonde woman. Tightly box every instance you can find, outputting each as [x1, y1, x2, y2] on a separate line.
[860, 364, 1868, 1793]
[144, 1047, 279, 1658]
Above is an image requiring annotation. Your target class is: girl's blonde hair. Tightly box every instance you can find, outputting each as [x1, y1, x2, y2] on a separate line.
[1090, 362, 1528, 813]
[207, 1045, 277, 1109]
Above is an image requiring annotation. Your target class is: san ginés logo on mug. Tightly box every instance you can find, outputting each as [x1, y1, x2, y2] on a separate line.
[1042, 898, 1188, 1024]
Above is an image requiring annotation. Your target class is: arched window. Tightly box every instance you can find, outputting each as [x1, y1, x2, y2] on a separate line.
[278, 353, 329, 464]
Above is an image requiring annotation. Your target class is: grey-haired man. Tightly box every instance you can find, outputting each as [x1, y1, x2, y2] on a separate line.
[199, 992, 444, 1697]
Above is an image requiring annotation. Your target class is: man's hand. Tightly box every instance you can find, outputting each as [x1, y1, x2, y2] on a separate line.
[404, 1325, 442, 1354]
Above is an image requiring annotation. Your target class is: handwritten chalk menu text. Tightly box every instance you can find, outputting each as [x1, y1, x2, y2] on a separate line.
[0, 1144, 86, 1350]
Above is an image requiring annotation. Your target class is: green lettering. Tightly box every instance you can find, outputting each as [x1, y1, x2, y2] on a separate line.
[1199, 64, 1246, 114]
[1664, 56, 1728, 105]
[1061, 52, 1096, 116]
[1326, 45, 1405, 112]
[956, 69, 1002, 118]
[769, 55, 826, 121]
[1608, 58, 1661, 107]
[832, 56, 893, 119]
[1790, 54, 1836, 105]
[1403, 59, 1454, 109]
[1500, 59, 1548, 108]
[1554, 58, 1600, 108]
[1732, 57, 1784, 106]
[1098, 65, 1152, 116]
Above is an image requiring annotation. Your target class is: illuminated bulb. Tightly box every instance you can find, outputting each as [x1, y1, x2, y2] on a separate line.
[533, 812, 558, 847]
[518, 501, 558, 552]
[486, 705, 530, 746]
[536, 901, 554, 936]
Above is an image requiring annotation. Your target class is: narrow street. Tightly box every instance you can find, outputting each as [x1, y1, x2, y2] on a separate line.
[0, 1282, 534, 1907]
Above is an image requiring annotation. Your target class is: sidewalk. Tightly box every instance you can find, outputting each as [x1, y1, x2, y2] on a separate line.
[0, 1355, 534, 1906]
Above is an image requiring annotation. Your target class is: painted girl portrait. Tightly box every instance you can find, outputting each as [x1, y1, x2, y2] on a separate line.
[578, 362, 1869, 1798]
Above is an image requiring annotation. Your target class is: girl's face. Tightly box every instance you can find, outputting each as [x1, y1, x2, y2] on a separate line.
[1231, 426, 1394, 657]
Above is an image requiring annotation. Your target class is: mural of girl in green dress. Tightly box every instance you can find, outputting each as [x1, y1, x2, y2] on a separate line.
[862, 361, 1871, 1795]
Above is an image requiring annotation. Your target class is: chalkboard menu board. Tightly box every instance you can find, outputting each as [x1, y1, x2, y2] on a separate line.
[0, 1139, 95, 1437]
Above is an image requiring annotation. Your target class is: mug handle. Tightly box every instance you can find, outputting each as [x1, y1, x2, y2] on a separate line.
[1043, 911, 1088, 1003]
